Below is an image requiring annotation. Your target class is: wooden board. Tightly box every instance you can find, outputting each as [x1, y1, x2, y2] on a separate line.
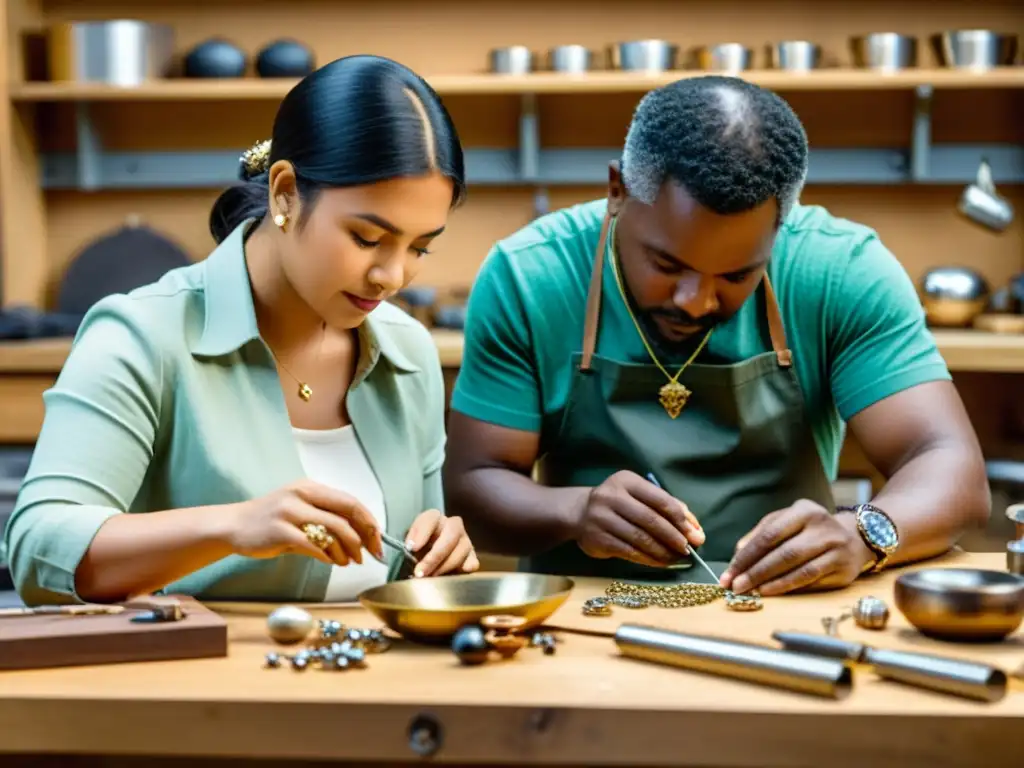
[0, 596, 228, 670]
[0, 553, 1022, 767]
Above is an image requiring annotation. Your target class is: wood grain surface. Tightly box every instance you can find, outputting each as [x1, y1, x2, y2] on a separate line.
[0, 551, 1021, 767]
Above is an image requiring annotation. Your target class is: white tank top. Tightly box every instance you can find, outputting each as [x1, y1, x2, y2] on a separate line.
[291, 425, 389, 601]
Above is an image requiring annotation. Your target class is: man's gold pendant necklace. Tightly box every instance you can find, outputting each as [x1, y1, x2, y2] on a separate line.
[609, 248, 712, 419]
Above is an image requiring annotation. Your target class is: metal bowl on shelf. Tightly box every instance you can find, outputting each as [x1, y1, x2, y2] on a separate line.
[894, 568, 1024, 642]
[919, 266, 990, 327]
[490, 45, 533, 75]
[931, 30, 1018, 70]
[359, 572, 574, 644]
[610, 40, 679, 72]
[46, 20, 175, 86]
[693, 43, 753, 72]
[767, 41, 821, 71]
[547, 45, 592, 73]
[850, 33, 917, 71]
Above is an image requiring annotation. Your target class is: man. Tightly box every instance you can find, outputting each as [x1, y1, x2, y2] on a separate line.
[443, 76, 990, 596]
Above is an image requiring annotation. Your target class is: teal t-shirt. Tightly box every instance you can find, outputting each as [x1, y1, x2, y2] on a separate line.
[451, 198, 951, 480]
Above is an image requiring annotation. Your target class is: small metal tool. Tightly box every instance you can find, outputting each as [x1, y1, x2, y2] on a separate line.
[126, 597, 185, 624]
[646, 473, 720, 585]
[0, 604, 126, 619]
[381, 530, 420, 566]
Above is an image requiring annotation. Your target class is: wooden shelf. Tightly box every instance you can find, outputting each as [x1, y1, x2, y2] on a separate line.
[10, 68, 1024, 102]
[1, 328, 1022, 375]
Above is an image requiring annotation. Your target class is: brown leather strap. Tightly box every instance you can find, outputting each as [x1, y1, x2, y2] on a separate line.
[762, 275, 793, 367]
[580, 213, 612, 371]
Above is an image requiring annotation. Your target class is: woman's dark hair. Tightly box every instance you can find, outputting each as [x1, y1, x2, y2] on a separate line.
[209, 55, 467, 243]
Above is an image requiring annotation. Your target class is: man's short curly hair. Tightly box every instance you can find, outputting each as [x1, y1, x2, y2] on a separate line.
[621, 76, 808, 223]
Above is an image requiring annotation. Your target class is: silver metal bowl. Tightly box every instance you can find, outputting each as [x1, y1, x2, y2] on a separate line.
[894, 568, 1024, 642]
[611, 40, 678, 72]
[932, 30, 1018, 70]
[548, 45, 592, 73]
[919, 266, 991, 327]
[767, 41, 820, 71]
[851, 33, 918, 71]
[694, 43, 753, 72]
[489, 46, 533, 75]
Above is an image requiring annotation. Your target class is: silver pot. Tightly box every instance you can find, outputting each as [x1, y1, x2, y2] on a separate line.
[489, 46, 533, 75]
[932, 30, 1018, 70]
[46, 20, 175, 86]
[767, 41, 820, 71]
[851, 33, 918, 71]
[919, 266, 991, 327]
[694, 43, 753, 72]
[548, 45, 592, 73]
[611, 40, 678, 72]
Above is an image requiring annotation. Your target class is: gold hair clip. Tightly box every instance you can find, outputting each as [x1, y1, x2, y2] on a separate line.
[241, 139, 272, 176]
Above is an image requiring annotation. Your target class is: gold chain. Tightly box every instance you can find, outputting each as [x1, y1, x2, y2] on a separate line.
[607, 220, 712, 418]
[606, 581, 726, 608]
[265, 323, 326, 403]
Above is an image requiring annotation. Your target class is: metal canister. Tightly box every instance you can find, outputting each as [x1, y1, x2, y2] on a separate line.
[1007, 539, 1024, 576]
[47, 20, 175, 86]
[1007, 503, 1024, 541]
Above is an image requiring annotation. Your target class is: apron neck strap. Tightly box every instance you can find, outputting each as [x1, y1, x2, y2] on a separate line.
[580, 211, 612, 371]
[579, 211, 794, 370]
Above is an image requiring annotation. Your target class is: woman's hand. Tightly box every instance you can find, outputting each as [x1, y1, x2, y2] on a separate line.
[224, 479, 384, 566]
[405, 510, 480, 578]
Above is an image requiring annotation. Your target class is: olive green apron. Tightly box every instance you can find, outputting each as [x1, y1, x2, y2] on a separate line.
[529, 210, 836, 581]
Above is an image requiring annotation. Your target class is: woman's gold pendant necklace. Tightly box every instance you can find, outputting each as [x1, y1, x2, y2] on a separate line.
[266, 323, 326, 404]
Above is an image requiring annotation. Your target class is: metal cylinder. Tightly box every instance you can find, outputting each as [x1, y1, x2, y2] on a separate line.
[489, 46, 533, 75]
[695, 43, 753, 72]
[851, 33, 918, 71]
[932, 30, 1018, 71]
[46, 20, 175, 87]
[1007, 503, 1024, 541]
[863, 647, 1007, 703]
[1008, 539, 1024, 576]
[768, 41, 820, 71]
[611, 40, 678, 72]
[615, 624, 852, 700]
[548, 45, 591, 73]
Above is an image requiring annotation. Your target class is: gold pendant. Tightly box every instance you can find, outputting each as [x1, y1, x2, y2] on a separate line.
[658, 380, 691, 419]
[297, 382, 313, 402]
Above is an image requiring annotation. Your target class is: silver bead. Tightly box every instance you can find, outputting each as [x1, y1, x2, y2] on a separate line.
[267, 605, 316, 645]
[853, 596, 889, 630]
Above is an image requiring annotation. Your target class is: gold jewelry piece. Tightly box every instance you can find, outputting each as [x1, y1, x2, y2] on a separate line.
[241, 139, 272, 176]
[603, 581, 763, 612]
[273, 213, 287, 229]
[301, 522, 335, 551]
[608, 225, 712, 419]
[265, 323, 326, 403]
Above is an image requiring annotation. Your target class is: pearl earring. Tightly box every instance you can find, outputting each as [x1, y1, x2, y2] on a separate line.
[273, 214, 287, 228]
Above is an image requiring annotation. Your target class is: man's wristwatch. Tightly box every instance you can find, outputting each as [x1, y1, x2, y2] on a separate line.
[836, 503, 899, 573]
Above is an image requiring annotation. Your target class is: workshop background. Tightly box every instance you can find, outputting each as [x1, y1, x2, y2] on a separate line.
[1, 0, 1023, 588]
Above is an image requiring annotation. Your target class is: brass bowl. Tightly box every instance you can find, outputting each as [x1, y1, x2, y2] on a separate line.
[358, 572, 574, 644]
[894, 568, 1024, 642]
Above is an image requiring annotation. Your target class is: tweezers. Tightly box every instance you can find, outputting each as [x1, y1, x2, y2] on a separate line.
[380, 531, 420, 566]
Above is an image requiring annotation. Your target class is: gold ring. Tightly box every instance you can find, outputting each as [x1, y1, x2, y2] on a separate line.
[301, 523, 335, 551]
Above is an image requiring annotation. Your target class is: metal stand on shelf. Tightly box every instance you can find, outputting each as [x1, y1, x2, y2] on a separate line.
[40, 86, 1024, 192]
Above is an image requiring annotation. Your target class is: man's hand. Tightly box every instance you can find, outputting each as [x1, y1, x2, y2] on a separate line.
[719, 500, 874, 596]
[573, 471, 705, 567]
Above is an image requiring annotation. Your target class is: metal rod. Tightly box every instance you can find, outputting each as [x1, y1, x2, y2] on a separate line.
[772, 630, 1007, 703]
[645, 472, 720, 584]
[518, 93, 539, 182]
[74, 103, 102, 191]
[615, 624, 853, 700]
[909, 84, 933, 182]
[381, 531, 419, 566]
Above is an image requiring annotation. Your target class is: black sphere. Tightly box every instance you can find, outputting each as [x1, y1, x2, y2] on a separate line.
[452, 625, 490, 665]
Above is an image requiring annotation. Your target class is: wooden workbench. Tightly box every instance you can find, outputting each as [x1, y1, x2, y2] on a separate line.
[1, 551, 1022, 767]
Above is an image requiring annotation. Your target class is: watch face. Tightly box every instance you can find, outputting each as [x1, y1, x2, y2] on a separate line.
[861, 508, 898, 550]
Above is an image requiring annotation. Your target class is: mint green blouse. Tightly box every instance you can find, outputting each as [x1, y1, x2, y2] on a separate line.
[5, 221, 447, 605]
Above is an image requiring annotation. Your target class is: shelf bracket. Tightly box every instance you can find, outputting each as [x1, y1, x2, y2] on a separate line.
[74, 103, 103, 192]
[518, 93, 550, 220]
[909, 84, 933, 183]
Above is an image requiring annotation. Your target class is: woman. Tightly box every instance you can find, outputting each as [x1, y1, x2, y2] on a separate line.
[5, 55, 479, 605]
